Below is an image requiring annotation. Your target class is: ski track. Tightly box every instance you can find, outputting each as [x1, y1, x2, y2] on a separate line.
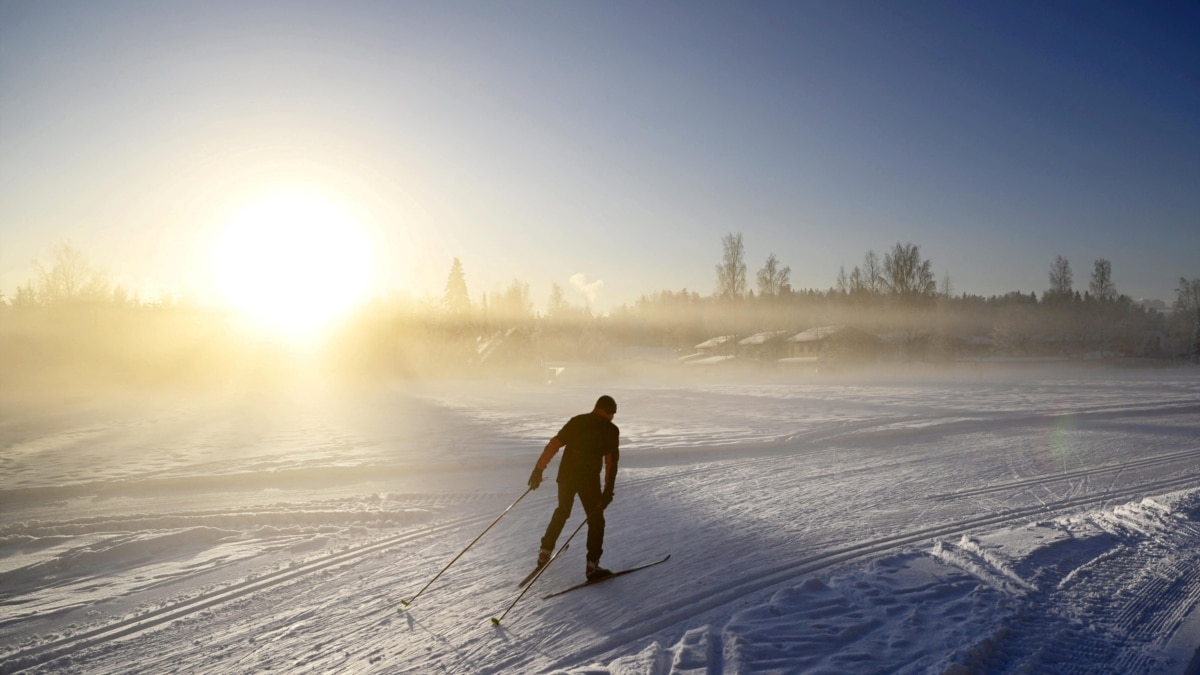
[7, 457, 1200, 674]
[3, 372, 1200, 673]
[0, 505, 498, 670]
[540, 473, 1200, 673]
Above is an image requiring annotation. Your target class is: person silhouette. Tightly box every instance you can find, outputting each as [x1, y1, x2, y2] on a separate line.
[527, 395, 619, 580]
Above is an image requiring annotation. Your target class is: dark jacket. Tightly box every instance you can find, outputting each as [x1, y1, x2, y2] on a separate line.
[554, 412, 619, 486]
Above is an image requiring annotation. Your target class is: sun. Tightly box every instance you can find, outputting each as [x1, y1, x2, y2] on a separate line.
[210, 191, 375, 338]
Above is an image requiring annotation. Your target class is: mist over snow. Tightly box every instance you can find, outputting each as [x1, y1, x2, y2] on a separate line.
[3, 365, 1200, 673]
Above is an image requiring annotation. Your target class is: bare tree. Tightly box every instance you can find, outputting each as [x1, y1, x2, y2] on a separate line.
[882, 242, 936, 300]
[12, 282, 38, 307]
[862, 250, 884, 293]
[35, 244, 109, 306]
[756, 253, 790, 297]
[547, 282, 567, 318]
[849, 266, 865, 294]
[1089, 259, 1116, 302]
[1047, 255, 1073, 302]
[493, 278, 533, 322]
[715, 233, 747, 300]
[940, 273, 954, 298]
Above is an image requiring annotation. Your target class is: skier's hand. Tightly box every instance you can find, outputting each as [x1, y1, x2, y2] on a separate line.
[528, 467, 544, 490]
[601, 486, 614, 509]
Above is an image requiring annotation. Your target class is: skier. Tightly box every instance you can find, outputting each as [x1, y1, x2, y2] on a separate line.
[527, 395, 619, 581]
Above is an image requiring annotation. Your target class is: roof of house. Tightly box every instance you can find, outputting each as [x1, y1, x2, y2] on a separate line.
[694, 335, 736, 350]
[787, 326, 841, 343]
[738, 330, 790, 346]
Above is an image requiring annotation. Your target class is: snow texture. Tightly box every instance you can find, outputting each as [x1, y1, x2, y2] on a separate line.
[3, 365, 1200, 673]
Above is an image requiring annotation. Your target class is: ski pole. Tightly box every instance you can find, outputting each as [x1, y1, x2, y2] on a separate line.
[402, 487, 533, 608]
[490, 517, 586, 626]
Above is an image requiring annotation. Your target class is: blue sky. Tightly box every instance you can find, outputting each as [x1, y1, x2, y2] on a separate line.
[1, 0, 1197, 310]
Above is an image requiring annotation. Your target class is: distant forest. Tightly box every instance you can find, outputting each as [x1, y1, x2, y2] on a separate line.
[2, 239, 1199, 390]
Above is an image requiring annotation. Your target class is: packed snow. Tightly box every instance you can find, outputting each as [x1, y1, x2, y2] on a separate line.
[3, 364, 1200, 673]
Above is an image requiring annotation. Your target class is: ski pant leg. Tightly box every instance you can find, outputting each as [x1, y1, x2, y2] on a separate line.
[540, 480, 576, 551]
[578, 481, 605, 564]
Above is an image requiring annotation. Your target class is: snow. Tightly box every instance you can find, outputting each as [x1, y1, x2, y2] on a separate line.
[788, 326, 841, 343]
[3, 365, 1200, 673]
[737, 331, 789, 346]
[693, 336, 735, 350]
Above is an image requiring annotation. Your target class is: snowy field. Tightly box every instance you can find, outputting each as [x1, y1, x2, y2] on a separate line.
[3, 364, 1200, 674]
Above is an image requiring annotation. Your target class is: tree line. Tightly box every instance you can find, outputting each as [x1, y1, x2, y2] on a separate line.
[4, 244, 137, 308]
[638, 233, 1199, 362]
[3, 239, 1199, 388]
[428, 235, 1199, 366]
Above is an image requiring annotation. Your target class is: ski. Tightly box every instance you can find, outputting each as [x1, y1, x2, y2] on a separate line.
[518, 544, 567, 587]
[518, 564, 545, 588]
[541, 555, 671, 599]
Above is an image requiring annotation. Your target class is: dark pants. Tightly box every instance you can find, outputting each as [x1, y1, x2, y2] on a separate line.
[540, 478, 606, 563]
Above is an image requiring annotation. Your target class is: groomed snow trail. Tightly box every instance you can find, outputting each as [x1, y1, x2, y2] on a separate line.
[3, 367, 1200, 673]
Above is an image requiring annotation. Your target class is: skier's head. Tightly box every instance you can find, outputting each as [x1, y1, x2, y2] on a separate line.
[594, 395, 617, 418]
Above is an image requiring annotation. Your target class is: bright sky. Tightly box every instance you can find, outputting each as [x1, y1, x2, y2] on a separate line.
[2, 0, 1197, 313]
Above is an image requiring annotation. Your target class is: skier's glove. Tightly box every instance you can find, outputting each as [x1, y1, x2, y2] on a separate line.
[528, 467, 544, 490]
[601, 486, 614, 509]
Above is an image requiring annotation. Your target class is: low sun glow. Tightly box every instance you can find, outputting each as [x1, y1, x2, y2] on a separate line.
[210, 192, 374, 338]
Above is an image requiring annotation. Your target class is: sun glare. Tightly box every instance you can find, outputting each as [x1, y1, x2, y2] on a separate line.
[210, 192, 374, 338]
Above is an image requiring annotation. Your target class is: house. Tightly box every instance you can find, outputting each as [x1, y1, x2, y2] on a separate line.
[783, 326, 880, 366]
[694, 335, 737, 355]
[474, 327, 535, 368]
[784, 326, 841, 360]
[682, 335, 738, 366]
[682, 353, 737, 366]
[961, 335, 994, 359]
[738, 331, 790, 362]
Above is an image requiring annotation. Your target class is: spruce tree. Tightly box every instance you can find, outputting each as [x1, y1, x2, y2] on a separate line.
[443, 258, 470, 315]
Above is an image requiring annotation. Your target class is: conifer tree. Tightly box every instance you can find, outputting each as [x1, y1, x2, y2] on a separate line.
[443, 258, 470, 315]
